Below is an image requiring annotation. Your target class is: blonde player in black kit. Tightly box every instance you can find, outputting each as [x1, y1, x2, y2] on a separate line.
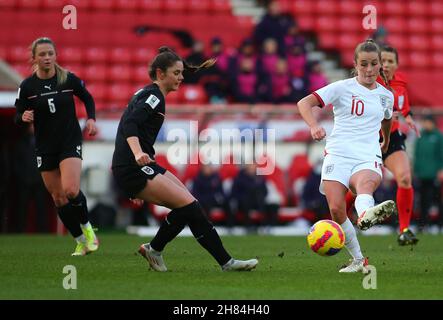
[112, 46, 258, 272]
[14, 37, 98, 256]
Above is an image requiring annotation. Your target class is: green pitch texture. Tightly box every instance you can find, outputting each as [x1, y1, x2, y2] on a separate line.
[1, 234, 442, 299]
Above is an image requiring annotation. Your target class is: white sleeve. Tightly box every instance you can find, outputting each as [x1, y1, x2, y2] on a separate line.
[383, 92, 394, 120]
[313, 81, 342, 107]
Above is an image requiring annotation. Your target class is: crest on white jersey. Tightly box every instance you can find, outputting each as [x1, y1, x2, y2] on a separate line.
[325, 164, 334, 174]
[145, 94, 160, 109]
[141, 166, 154, 175]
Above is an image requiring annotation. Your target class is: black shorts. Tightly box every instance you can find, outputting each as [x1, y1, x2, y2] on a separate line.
[36, 142, 83, 172]
[382, 130, 406, 161]
[112, 163, 167, 198]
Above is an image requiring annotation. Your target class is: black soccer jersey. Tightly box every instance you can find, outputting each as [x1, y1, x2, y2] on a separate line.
[112, 83, 166, 168]
[14, 71, 95, 154]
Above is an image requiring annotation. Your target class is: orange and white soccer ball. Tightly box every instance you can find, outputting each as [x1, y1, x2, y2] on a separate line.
[307, 220, 345, 256]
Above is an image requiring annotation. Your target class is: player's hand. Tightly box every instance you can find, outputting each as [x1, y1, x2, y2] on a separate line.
[22, 110, 34, 123]
[380, 138, 390, 153]
[405, 116, 420, 137]
[310, 125, 326, 141]
[135, 152, 154, 166]
[86, 119, 97, 136]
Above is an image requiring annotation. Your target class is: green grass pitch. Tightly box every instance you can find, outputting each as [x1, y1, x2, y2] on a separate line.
[1, 233, 442, 299]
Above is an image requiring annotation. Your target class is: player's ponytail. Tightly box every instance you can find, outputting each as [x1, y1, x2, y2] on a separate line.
[30, 37, 68, 87]
[149, 46, 215, 80]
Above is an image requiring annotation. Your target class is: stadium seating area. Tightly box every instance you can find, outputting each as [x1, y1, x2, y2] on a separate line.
[0, 0, 253, 111]
[276, 0, 443, 108]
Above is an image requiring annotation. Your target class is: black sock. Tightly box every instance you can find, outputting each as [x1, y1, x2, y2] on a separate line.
[150, 209, 187, 252]
[57, 203, 83, 238]
[68, 190, 89, 225]
[185, 201, 232, 266]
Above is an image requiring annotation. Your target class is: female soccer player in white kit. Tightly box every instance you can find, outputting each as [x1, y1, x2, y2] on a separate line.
[297, 39, 397, 273]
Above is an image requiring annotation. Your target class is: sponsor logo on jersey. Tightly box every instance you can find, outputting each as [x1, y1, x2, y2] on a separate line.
[37, 156, 42, 168]
[44, 85, 51, 90]
[145, 94, 160, 109]
[141, 166, 154, 175]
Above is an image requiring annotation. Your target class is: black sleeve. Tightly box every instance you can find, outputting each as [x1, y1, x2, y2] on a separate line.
[121, 100, 155, 139]
[14, 83, 28, 125]
[71, 73, 96, 120]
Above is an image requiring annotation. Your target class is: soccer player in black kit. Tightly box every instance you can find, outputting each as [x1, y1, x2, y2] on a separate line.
[112, 46, 258, 272]
[14, 37, 98, 256]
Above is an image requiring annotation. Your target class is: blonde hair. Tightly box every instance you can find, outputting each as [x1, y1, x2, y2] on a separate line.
[31, 37, 68, 87]
[353, 39, 390, 88]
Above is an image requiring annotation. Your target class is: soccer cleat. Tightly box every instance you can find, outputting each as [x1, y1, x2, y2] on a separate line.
[222, 258, 259, 271]
[339, 257, 369, 274]
[81, 225, 99, 252]
[398, 228, 419, 246]
[71, 241, 88, 256]
[357, 200, 397, 231]
[138, 243, 167, 272]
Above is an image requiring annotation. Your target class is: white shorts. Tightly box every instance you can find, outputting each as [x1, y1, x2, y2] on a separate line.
[319, 154, 383, 195]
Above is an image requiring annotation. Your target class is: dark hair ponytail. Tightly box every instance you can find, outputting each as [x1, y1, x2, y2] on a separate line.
[148, 46, 216, 80]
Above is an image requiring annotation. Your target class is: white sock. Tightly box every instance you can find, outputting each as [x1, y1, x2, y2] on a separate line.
[341, 218, 364, 260]
[81, 222, 92, 230]
[75, 234, 86, 243]
[355, 194, 375, 216]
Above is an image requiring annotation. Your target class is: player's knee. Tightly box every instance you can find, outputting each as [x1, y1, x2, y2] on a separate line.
[397, 172, 412, 188]
[329, 204, 345, 219]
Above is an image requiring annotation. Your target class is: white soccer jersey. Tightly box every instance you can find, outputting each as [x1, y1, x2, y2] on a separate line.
[313, 77, 394, 161]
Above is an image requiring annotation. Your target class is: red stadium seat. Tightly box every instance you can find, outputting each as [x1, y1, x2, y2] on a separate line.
[134, 65, 149, 82]
[431, 35, 443, 51]
[406, 1, 428, 16]
[430, 1, 443, 17]
[338, 17, 362, 32]
[318, 33, 337, 50]
[68, 0, 90, 10]
[58, 47, 83, 64]
[108, 83, 133, 106]
[314, 0, 339, 15]
[291, 0, 314, 15]
[84, 47, 108, 63]
[384, 1, 406, 16]
[430, 19, 443, 34]
[83, 64, 108, 82]
[138, 0, 163, 11]
[387, 34, 409, 51]
[41, 0, 65, 10]
[167, 90, 180, 104]
[163, 0, 186, 12]
[408, 35, 430, 51]
[315, 16, 339, 32]
[109, 65, 132, 82]
[11, 63, 32, 77]
[114, 0, 138, 11]
[63, 63, 82, 76]
[338, 0, 362, 15]
[17, 0, 41, 9]
[210, 0, 231, 14]
[382, 17, 407, 33]
[431, 53, 443, 69]
[296, 15, 315, 31]
[90, 0, 115, 10]
[8, 46, 28, 63]
[409, 52, 431, 69]
[133, 47, 156, 64]
[109, 47, 132, 64]
[178, 84, 207, 104]
[338, 33, 361, 50]
[407, 18, 429, 34]
[87, 83, 107, 102]
[186, 0, 210, 13]
[0, 0, 16, 9]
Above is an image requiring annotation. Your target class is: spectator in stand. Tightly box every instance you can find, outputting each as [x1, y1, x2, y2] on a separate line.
[230, 163, 268, 229]
[191, 164, 233, 227]
[372, 27, 388, 47]
[200, 38, 230, 104]
[287, 44, 306, 78]
[233, 38, 258, 72]
[253, 0, 294, 56]
[233, 57, 260, 104]
[413, 115, 443, 232]
[270, 58, 293, 104]
[284, 21, 306, 54]
[258, 38, 280, 76]
[308, 61, 328, 93]
[184, 41, 206, 84]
